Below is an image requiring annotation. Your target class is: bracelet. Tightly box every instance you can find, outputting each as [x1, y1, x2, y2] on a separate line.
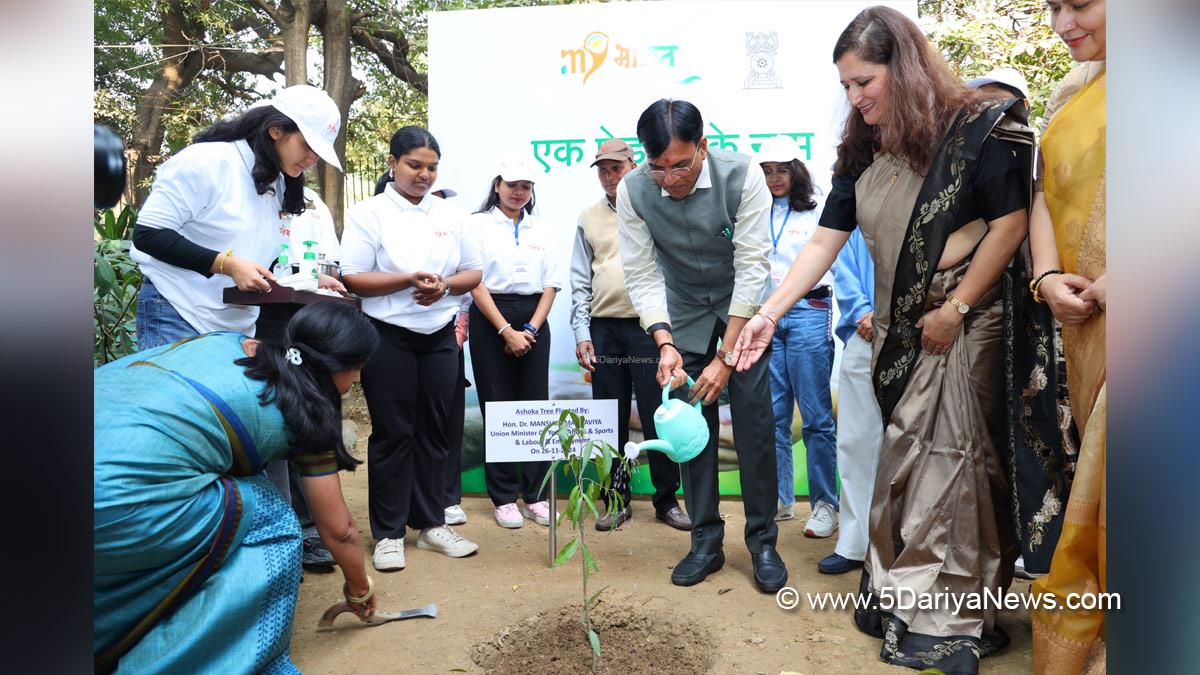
[498, 323, 512, 335]
[756, 310, 778, 328]
[658, 342, 678, 352]
[218, 248, 233, 275]
[346, 576, 375, 604]
[1030, 269, 1063, 304]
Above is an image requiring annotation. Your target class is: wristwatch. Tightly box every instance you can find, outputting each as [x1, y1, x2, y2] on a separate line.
[715, 347, 735, 367]
[947, 296, 971, 315]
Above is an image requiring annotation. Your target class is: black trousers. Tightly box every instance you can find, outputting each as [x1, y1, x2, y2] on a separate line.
[676, 321, 778, 555]
[469, 294, 551, 506]
[361, 318, 458, 538]
[444, 348, 466, 507]
[589, 317, 682, 513]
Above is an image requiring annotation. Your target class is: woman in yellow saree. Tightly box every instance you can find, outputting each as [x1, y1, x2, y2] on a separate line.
[1028, 1, 1107, 673]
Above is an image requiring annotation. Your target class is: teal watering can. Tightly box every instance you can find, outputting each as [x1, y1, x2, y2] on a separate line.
[624, 376, 709, 464]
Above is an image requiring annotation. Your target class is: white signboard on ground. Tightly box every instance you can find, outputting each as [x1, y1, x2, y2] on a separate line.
[485, 399, 619, 463]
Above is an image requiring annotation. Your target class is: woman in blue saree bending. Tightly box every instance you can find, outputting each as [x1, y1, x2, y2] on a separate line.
[94, 302, 380, 673]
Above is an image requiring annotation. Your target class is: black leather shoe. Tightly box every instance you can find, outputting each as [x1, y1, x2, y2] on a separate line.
[818, 553, 864, 575]
[751, 547, 788, 593]
[595, 505, 631, 531]
[656, 506, 693, 531]
[670, 550, 725, 586]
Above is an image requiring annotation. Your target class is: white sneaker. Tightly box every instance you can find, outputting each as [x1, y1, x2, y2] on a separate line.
[417, 524, 479, 557]
[445, 504, 467, 525]
[775, 499, 796, 521]
[804, 501, 838, 538]
[372, 537, 405, 571]
[494, 503, 524, 529]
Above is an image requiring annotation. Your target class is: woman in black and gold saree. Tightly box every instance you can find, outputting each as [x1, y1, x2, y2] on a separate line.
[733, 6, 1032, 673]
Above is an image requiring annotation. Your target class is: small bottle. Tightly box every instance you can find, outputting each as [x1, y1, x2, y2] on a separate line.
[299, 240, 319, 290]
[273, 243, 290, 276]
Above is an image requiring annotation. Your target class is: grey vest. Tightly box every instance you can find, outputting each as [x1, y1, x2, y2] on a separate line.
[625, 147, 749, 353]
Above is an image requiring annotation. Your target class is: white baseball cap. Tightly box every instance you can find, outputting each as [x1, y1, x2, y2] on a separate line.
[755, 135, 803, 164]
[498, 158, 541, 183]
[967, 67, 1030, 100]
[265, 85, 343, 171]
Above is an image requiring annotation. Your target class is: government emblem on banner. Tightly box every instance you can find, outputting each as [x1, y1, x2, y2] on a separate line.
[744, 32, 782, 89]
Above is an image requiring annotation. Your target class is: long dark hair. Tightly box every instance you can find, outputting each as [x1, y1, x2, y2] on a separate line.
[475, 176, 536, 215]
[775, 159, 818, 212]
[236, 303, 379, 471]
[832, 6, 982, 176]
[193, 105, 307, 215]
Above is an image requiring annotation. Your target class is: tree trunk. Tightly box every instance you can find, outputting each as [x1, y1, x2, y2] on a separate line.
[125, 1, 207, 207]
[278, 0, 313, 85]
[318, 0, 357, 236]
[125, 2, 285, 208]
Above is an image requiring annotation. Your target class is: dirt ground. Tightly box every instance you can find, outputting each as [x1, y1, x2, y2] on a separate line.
[291, 408, 1035, 674]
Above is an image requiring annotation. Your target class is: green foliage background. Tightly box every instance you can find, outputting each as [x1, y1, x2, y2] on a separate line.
[919, 0, 1075, 130]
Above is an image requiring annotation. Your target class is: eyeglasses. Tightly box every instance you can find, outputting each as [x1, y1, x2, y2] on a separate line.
[647, 145, 702, 180]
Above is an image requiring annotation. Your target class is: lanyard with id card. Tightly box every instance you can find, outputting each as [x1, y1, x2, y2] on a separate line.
[510, 216, 533, 286]
[769, 205, 791, 286]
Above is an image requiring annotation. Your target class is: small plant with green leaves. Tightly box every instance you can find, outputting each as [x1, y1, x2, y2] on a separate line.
[94, 207, 142, 366]
[538, 409, 634, 673]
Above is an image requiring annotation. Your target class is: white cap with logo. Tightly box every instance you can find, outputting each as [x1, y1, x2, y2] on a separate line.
[265, 85, 343, 171]
[754, 135, 803, 164]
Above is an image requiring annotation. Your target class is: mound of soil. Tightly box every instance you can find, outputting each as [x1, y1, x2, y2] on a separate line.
[470, 595, 713, 674]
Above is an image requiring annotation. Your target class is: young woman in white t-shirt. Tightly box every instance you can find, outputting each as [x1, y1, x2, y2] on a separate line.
[467, 160, 562, 530]
[753, 136, 839, 538]
[131, 85, 344, 348]
[340, 127, 484, 571]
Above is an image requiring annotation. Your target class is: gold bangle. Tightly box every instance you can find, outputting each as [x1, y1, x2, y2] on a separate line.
[756, 310, 777, 328]
[218, 248, 233, 276]
[346, 576, 374, 604]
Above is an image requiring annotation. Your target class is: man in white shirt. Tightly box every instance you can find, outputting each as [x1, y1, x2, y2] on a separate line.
[618, 99, 785, 593]
[570, 140, 690, 532]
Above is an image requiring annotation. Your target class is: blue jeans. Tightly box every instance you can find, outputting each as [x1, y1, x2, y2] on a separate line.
[769, 300, 838, 508]
[136, 279, 200, 351]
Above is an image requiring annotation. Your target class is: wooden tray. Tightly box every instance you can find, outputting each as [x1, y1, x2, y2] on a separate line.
[223, 280, 361, 309]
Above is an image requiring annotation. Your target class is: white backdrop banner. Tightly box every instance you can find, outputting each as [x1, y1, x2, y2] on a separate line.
[429, 0, 916, 411]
